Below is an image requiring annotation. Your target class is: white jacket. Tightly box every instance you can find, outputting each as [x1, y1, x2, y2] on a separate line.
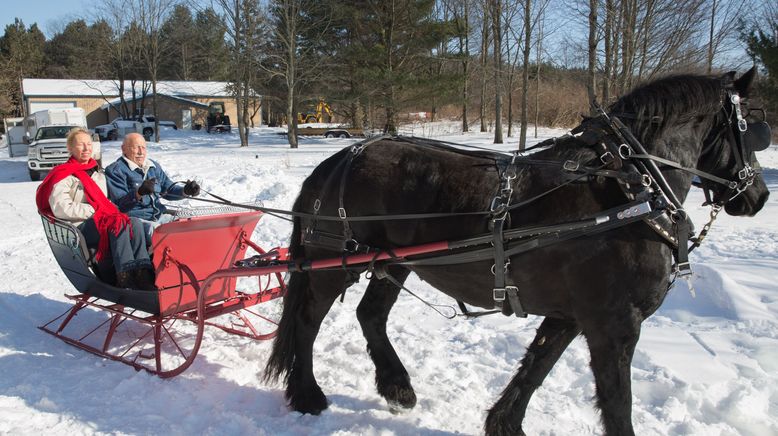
[48, 171, 109, 227]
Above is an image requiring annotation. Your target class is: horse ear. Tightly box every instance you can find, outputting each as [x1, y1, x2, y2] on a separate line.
[734, 67, 757, 98]
[721, 71, 737, 82]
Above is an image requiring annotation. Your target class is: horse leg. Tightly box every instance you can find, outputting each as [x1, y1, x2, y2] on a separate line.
[485, 317, 580, 436]
[356, 267, 416, 410]
[285, 269, 351, 414]
[582, 309, 642, 436]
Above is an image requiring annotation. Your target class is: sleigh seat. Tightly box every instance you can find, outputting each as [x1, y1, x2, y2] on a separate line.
[40, 214, 161, 314]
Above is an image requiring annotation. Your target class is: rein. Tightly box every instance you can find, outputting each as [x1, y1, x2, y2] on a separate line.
[180, 91, 764, 319]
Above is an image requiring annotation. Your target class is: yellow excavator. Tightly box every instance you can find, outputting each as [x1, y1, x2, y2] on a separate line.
[297, 99, 333, 124]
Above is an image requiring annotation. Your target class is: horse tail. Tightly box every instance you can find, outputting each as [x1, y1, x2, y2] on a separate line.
[264, 212, 306, 384]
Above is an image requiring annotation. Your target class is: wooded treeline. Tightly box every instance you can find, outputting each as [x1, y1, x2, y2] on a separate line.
[1, 0, 775, 147]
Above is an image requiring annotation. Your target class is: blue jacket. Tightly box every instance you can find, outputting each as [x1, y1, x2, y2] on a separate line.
[105, 157, 186, 221]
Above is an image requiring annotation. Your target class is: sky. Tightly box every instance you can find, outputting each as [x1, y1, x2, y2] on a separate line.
[1, 0, 87, 38]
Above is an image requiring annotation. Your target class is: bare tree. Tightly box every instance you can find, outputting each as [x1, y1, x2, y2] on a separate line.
[534, 12, 543, 138]
[479, 1, 490, 132]
[264, 0, 331, 148]
[129, 0, 176, 142]
[96, 0, 146, 119]
[706, 0, 754, 72]
[517, 0, 532, 149]
[211, 0, 266, 147]
[490, 0, 504, 143]
[447, 0, 473, 133]
[602, 0, 615, 103]
[502, 0, 523, 138]
[587, 0, 598, 113]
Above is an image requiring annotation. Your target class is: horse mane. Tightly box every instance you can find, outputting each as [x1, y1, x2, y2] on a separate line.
[608, 74, 727, 143]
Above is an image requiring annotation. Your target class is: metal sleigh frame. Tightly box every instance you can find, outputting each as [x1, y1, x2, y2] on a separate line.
[39, 210, 288, 378]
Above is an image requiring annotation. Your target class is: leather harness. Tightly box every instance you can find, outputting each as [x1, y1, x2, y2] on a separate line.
[291, 90, 768, 318]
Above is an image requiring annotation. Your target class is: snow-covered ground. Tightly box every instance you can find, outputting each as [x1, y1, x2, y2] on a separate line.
[0, 124, 776, 435]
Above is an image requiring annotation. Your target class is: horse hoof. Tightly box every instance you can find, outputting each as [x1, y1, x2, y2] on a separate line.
[485, 408, 524, 436]
[379, 382, 417, 410]
[289, 395, 329, 415]
[287, 386, 329, 415]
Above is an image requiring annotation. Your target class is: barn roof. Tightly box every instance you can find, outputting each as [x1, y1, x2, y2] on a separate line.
[22, 79, 233, 98]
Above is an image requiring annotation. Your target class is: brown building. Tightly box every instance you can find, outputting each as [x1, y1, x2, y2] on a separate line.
[21, 79, 261, 129]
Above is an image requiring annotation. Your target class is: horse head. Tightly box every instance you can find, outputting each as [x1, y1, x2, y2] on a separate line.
[608, 68, 770, 217]
[696, 68, 770, 216]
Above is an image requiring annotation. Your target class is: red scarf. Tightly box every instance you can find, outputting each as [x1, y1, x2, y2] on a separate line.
[36, 157, 131, 262]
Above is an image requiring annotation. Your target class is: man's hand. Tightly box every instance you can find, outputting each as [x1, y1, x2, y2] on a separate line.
[137, 178, 157, 196]
[183, 180, 200, 197]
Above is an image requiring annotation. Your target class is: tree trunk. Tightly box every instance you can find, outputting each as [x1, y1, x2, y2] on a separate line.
[518, 0, 531, 150]
[587, 0, 598, 115]
[507, 75, 513, 137]
[619, 0, 637, 93]
[492, 0, 503, 144]
[603, 0, 613, 104]
[534, 15, 542, 138]
[242, 81, 251, 142]
[707, 0, 717, 73]
[152, 81, 159, 142]
[480, 2, 489, 132]
[287, 88, 298, 148]
[461, 0, 470, 133]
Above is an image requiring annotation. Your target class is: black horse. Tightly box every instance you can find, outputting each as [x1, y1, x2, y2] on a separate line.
[264, 69, 770, 435]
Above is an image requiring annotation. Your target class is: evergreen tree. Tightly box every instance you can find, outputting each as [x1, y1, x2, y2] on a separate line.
[742, 11, 777, 127]
[0, 19, 46, 117]
[327, 0, 454, 133]
[192, 8, 230, 81]
[160, 4, 196, 80]
[45, 19, 114, 79]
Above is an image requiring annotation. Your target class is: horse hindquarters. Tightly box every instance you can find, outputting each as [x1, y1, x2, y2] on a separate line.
[356, 268, 416, 410]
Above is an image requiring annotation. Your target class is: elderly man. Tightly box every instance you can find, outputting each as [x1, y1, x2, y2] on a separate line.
[105, 132, 200, 239]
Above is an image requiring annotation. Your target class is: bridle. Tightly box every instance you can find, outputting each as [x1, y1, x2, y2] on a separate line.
[695, 90, 770, 207]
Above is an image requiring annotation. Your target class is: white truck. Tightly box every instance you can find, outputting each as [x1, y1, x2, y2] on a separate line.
[95, 115, 177, 141]
[25, 108, 101, 181]
[3, 117, 26, 157]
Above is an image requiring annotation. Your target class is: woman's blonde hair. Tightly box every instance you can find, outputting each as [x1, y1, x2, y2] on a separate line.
[66, 128, 92, 150]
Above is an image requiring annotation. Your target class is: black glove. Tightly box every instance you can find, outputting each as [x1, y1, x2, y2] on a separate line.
[137, 178, 156, 196]
[183, 180, 200, 197]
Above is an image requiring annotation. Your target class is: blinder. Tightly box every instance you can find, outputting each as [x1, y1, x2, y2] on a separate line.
[743, 120, 772, 153]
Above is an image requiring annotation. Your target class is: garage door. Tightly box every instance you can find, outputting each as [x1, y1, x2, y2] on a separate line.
[28, 101, 76, 113]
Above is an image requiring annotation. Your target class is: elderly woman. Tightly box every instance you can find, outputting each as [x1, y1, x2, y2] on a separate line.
[36, 128, 155, 290]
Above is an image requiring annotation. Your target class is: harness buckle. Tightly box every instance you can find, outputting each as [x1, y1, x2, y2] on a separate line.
[563, 160, 579, 172]
[338, 207, 347, 219]
[674, 261, 692, 277]
[313, 198, 321, 212]
[303, 227, 314, 244]
[738, 165, 754, 181]
[493, 288, 506, 302]
[600, 151, 615, 165]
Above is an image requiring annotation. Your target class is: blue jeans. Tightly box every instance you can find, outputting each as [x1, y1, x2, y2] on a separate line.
[79, 217, 151, 273]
